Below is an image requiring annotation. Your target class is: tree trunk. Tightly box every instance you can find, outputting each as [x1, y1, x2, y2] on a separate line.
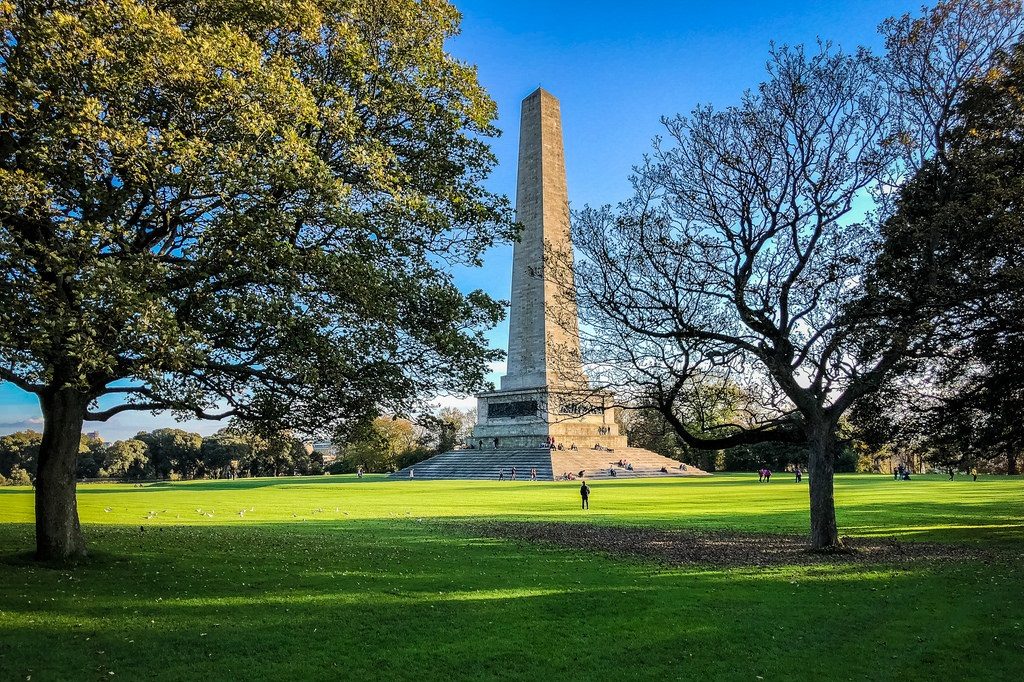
[35, 388, 89, 562]
[1008, 452, 1018, 476]
[806, 423, 840, 550]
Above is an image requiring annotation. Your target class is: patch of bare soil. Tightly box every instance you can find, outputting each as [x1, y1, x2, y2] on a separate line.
[460, 521, 996, 567]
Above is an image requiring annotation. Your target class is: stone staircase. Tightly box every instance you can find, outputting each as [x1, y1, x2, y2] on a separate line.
[551, 447, 710, 480]
[390, 448, 554, 481]
[389, 446, 709, 481]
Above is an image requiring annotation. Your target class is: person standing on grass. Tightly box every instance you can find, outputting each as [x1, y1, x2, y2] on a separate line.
[758, 468, 765, 483]
[498, 468, 504, 481]
[794, 466, 802, 483]
[764, 469, 772, 483]
[511, 466, 517, 481]
[948, 467, 955, 481]
[971, 467, 978, 482]
[580, 480, 590, 509]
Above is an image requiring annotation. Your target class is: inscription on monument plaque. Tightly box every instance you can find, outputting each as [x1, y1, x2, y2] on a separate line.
[487, 400, 538, 419]
[555, 397, 601, 416]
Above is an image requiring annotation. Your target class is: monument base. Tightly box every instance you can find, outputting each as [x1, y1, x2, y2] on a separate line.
[469, 385, 627, 451]
[388, 445, 710, 480]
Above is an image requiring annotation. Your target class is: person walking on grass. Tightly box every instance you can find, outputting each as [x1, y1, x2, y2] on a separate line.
[580, 480, 590, 510]
[758, 468, 765, 483]
[764, 468, 772, 482]
[794, 466, 802, 483]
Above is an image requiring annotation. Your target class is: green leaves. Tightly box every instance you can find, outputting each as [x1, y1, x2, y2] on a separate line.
[0, 0, 513, 434]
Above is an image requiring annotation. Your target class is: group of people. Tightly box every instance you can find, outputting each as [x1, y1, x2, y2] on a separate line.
[615, 458, 634, 471]
[497, 467, 539, 481]
[756, 466, 804, 482]
[541, 436, 579, 451]
[894, 463, 912, 481]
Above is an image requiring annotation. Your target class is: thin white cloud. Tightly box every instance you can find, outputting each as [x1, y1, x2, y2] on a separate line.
[0, 416, 44, 433]
[429, 395, 477, 412]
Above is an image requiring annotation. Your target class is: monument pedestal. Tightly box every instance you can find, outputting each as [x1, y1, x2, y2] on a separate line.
[470, 386, 627, 450]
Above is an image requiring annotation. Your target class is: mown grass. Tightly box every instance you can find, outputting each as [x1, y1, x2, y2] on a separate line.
[1, 474, 1022, 680]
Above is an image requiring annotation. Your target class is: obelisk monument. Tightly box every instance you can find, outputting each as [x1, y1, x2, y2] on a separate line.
[471, 88, 626, 449]
[501, 88, 584, 391]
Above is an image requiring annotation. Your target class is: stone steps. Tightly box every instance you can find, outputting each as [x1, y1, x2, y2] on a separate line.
[389, 446, 710, 481]
[390, 449, 554, 481]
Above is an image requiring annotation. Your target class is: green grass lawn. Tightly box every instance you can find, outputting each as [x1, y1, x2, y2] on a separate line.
[1, 474, 1022, 680]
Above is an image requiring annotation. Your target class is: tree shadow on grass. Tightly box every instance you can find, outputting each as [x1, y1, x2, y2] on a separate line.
[0, 521, 1021, 681]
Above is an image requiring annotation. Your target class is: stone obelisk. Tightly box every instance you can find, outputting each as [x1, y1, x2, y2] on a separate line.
[502, 88, 583, 391]
[471, 88, 626, 450]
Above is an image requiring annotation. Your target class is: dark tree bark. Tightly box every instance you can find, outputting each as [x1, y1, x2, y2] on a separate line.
[35, 388, 89, 562]
[806, 423, 840, 549]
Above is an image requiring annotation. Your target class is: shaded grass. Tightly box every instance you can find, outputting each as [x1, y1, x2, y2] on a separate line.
[1, 474, 1023, 680]
[1, 521, 1022, 681]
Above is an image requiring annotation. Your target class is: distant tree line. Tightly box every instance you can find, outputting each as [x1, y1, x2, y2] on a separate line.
[0, 427, 323, 484]
[0, 406, 475, 484]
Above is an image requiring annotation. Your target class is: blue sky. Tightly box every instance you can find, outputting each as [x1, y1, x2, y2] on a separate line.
[0, 0, 920, 440]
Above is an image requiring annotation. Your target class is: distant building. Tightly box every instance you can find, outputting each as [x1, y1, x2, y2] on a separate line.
[309, 441, 337, 466]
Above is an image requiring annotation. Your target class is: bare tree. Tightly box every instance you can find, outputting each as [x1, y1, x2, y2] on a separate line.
[570, 1, 1023, 550]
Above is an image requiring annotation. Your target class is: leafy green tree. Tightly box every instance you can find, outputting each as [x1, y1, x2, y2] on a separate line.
[334, 416, 418, 473]
[424, 406, 475, 454]
[239, 433, 293, 477]
[135, 429, 203, 479]
[291, 441, 324, 476]
[99, 439, 151, 480]
[200, 430, 250, 478]
[0, 430, 41, 478]
[75, 433, 106, 479]
[863, 39, 1024, 475]
[0, 0, 513, 559]
[5, 464, 32, 486]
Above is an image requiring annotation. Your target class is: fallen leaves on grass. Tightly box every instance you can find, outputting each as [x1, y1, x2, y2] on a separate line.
[459, 521, 997, 567]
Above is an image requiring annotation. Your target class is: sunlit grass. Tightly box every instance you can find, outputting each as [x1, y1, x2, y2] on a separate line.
[1, 472, 1020, 543]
